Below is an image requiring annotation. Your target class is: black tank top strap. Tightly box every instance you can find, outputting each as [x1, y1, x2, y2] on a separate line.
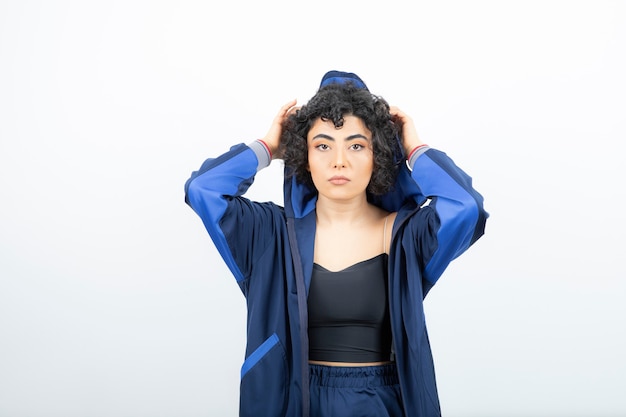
[308, 254, 392, 363]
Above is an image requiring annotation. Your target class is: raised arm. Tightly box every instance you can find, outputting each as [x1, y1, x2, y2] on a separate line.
[184, 101, 298, 284]
[391, 106, 488, 286]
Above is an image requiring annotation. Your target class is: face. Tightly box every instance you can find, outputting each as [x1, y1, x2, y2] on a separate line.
[307, 115, 374, 201]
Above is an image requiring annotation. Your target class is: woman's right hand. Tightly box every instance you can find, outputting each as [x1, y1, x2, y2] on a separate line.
[263, 99, 298, 159]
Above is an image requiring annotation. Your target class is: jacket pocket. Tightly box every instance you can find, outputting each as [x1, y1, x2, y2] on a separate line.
[240, 333, 288, 417]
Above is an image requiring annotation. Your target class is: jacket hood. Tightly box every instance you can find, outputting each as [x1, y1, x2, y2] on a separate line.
[284, 70, 427, 219]
[319, 70, 369, 91]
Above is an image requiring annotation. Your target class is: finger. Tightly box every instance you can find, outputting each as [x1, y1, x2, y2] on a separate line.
[281, 99, 298, 114]
[274, 100, 298, 123]
[286, 105, 301, 116]
[389, 106, 406, 118]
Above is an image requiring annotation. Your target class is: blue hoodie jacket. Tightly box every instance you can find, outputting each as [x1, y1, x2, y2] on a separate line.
[185, 73, 488, 417]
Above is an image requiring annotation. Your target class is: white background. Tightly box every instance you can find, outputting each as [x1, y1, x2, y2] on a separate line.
[1, 1, 625, 416]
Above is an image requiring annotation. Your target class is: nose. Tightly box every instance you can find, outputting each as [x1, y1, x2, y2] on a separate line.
[332, 147, 346, 168]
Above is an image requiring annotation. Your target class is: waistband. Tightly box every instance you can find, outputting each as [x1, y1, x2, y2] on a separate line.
[309, 363, 399, 388]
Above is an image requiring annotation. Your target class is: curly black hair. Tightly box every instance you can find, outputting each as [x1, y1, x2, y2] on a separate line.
[280, 82, 401, 195]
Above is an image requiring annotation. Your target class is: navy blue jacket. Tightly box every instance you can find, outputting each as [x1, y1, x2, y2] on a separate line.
[185, 141, 487, 417]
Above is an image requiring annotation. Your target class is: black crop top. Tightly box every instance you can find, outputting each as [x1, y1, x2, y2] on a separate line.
[308, 254, 392, 363]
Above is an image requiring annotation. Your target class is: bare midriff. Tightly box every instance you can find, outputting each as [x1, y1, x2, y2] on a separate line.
[309, 360, 393, 367]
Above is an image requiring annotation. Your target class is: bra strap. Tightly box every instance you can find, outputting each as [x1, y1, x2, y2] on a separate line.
[383, 214, 390, 253]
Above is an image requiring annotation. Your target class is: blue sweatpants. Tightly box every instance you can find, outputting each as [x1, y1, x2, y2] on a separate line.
[309, 363, 405, 417]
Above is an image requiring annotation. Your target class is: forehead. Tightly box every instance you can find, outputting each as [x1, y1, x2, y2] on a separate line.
[307, 115, 371, 140]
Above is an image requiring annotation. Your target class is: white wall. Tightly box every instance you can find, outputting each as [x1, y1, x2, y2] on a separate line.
[1, 1, 624, 416]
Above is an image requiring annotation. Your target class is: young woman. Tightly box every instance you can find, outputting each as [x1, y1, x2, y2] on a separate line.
[185, 71, 488, 417]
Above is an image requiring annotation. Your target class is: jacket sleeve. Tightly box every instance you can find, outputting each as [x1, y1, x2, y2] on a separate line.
[184, 142, 281, 285]
[407, 148, 488, 286]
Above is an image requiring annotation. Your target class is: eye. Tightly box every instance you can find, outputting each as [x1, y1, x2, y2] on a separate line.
[316, 143, 330, 151]
[350, 143, 365, 151]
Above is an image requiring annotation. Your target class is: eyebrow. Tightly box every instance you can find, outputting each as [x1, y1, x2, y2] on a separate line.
[311, 133, 370, 141]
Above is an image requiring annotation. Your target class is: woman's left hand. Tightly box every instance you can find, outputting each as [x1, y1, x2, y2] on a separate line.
[389, 106, 424, 155]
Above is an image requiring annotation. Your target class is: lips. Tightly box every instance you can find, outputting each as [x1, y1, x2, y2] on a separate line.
[329, 175, 350, 185]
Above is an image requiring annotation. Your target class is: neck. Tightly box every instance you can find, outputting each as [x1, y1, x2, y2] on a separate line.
[315, 194, 374, 226]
